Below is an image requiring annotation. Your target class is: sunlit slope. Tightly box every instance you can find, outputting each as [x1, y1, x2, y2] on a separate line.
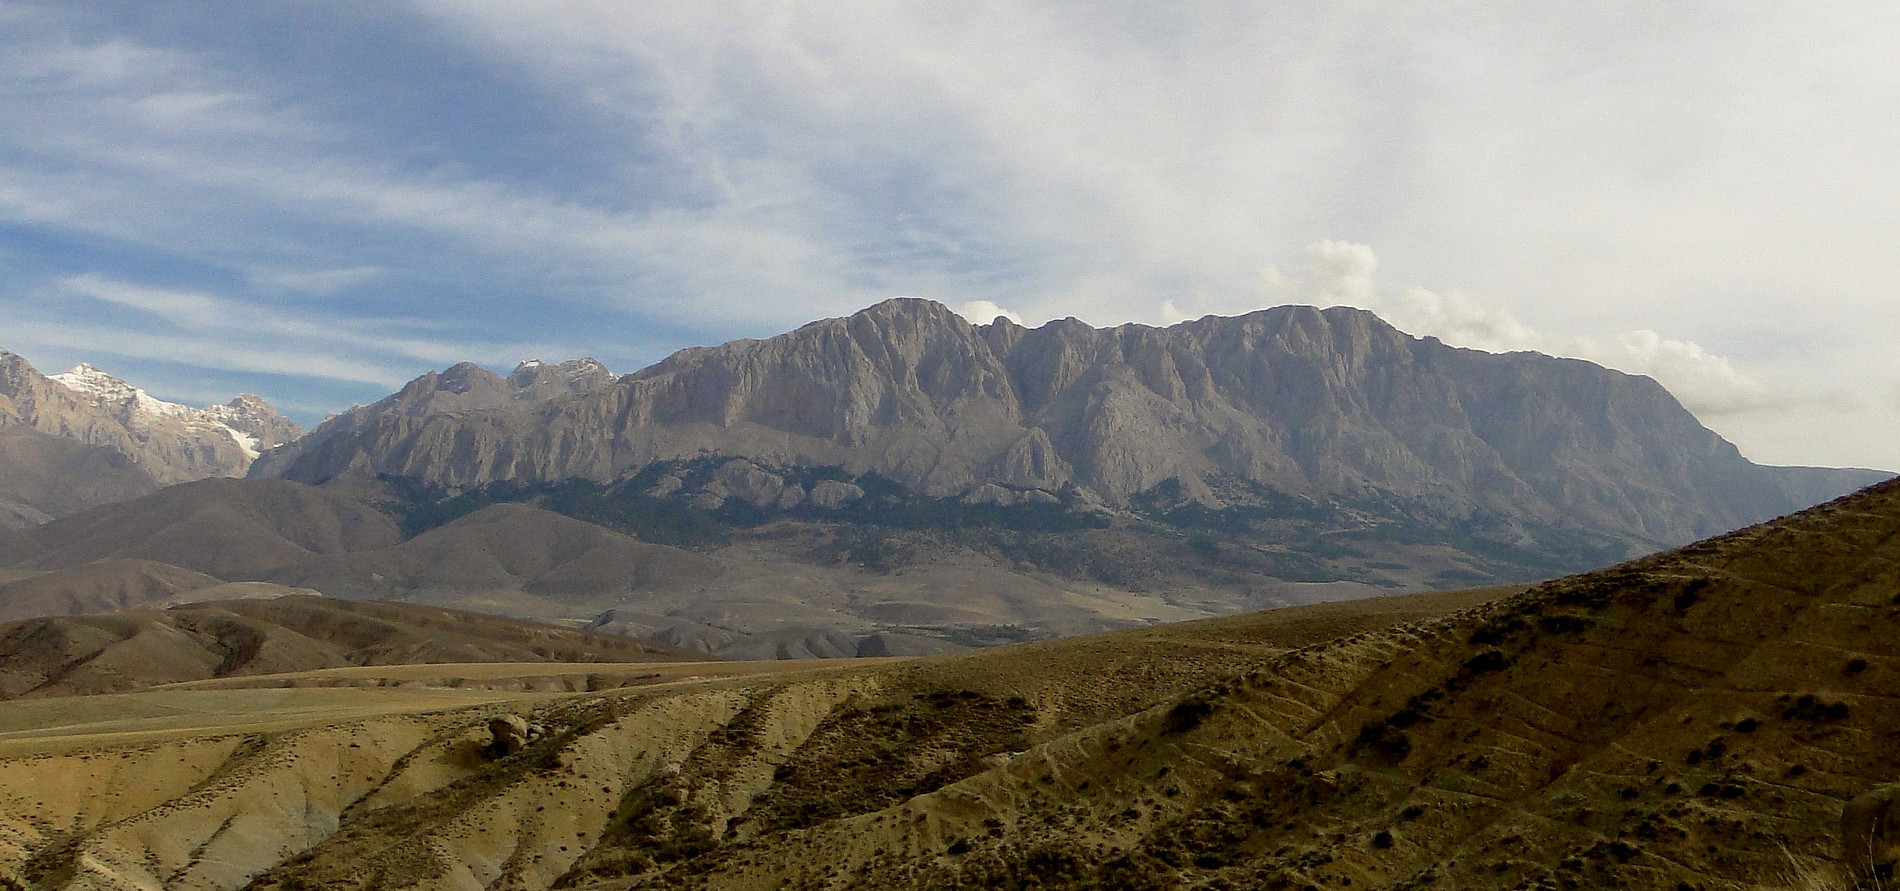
[5, 478, 1899, 889]
[0, 588, 1497, 890]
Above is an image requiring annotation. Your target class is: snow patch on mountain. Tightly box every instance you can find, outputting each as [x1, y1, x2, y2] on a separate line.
[49, 364, 300, 464]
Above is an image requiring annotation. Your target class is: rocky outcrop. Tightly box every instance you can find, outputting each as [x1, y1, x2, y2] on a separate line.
[258, 300, 1889, 548]
[487, 714, 533, 757]
[0, 351, 301, 501]
[249, 357, 612, 478]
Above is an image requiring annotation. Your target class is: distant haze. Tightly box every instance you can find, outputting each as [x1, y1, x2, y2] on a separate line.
[0, 3, 1895, 470]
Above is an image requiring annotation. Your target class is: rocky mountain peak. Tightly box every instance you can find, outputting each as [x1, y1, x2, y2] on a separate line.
[508, 357, 616, 403]
[0, 349, 301, 496]
[261, 298, 1889, 551]
[249, 355, 620, 480]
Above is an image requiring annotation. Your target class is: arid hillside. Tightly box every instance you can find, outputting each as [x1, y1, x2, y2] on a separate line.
[0, 596, 702, 700]
[1, 480, 1446, 656]
[3, 477, 1899, 889]
[0, 350, 302, 500]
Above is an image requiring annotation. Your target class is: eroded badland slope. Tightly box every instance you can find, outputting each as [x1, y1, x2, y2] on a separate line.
[4, 476, 1900, 889]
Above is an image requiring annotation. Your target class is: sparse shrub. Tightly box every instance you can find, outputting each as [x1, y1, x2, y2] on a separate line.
[1449, 649, 1511, 691]
[1536, 613, 1591, 634]
[1372, 830, 1394, 849]
[1783, 693, 1852, 722]
[1354, 719, 1412, 763]
[1673, 577, 1710, 612]
[1165, 698, 1215, 734]
[1847, 658, 1870, 675]
[1387, 706, 1426, 729]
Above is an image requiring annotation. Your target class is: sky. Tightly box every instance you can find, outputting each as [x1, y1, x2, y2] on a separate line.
[2, 2, 1897, 470]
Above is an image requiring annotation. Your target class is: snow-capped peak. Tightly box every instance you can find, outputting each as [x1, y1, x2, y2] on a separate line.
[52, 363, 191, 419]
[46, 363, 301, 461]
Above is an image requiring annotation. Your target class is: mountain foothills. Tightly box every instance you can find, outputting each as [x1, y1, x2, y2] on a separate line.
[0, 351, 303, 523]
[3, 474, 1899, 889]
[0, 594, 701, 699]
[0, 300, 1887, 656]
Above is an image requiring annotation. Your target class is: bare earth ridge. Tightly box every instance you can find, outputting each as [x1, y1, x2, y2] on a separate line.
[2, 475, 1898, 888]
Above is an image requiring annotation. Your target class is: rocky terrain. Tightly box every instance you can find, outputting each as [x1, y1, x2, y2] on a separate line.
[4, 475, 1900, 888]
[248, 357, 613, 479]
[0, 351, 303, 523]
[0, 303, 1889, 656]
[258, 299, 1885, 549]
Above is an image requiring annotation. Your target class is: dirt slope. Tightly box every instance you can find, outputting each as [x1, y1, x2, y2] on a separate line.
[0, 596, 701, 700]
[0, 427, 161, 527]
[0, 558, 235, 622]
[5, 479, 1900, 889]
[4, 477, 401, 579]
[0, 587, 1495, 890]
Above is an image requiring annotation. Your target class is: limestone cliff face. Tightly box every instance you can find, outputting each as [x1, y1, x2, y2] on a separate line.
[248, 357, 614, 479]
[259, 299, 1890, 547]
[0, 350, 300, 490]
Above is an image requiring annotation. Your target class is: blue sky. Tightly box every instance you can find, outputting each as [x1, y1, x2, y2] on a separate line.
[4, 2, 1898, 470]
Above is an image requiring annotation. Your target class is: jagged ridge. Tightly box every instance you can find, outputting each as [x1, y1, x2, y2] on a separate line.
[259, 299, 1886, 549]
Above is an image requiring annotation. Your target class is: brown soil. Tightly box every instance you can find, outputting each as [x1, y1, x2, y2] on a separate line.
[5, 479, 1900, 889]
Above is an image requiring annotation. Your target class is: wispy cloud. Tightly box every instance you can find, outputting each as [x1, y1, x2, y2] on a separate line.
[0, 2, 1896, 467]
[46, 274, 574, 388]
[1383, 285, 1808, 417]
[1151, 240, 1846, 422]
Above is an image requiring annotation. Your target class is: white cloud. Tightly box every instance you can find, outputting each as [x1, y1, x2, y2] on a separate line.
[3, 319, 410, 389]
[955, 299, 1022, 326]
[1385, 285, 1799, 417]
[2, 4, 1897, 467]
[1304, 240, 1378, 307]
[48, 274, 570, 388]
[245, 266, 385, 296]
[1157, 300, 1195, 325]
[1144, 241, 1827, 423]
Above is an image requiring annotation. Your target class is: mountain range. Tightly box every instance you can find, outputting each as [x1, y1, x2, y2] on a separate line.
[0, 351, 303, 524]
[257, 299, 1880, 547]
[0, 300, 1888, 655]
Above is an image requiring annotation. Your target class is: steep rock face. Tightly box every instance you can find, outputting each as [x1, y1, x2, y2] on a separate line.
[263, 300, 1889, 548]
[507, 357, 617, 402]
[249, 357, 614, 478]
[0, 351, 302, 488]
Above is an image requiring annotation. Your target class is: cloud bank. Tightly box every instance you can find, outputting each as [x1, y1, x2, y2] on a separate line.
[0, 2, 1894, 466]
[1383, 285, 1796, 417]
